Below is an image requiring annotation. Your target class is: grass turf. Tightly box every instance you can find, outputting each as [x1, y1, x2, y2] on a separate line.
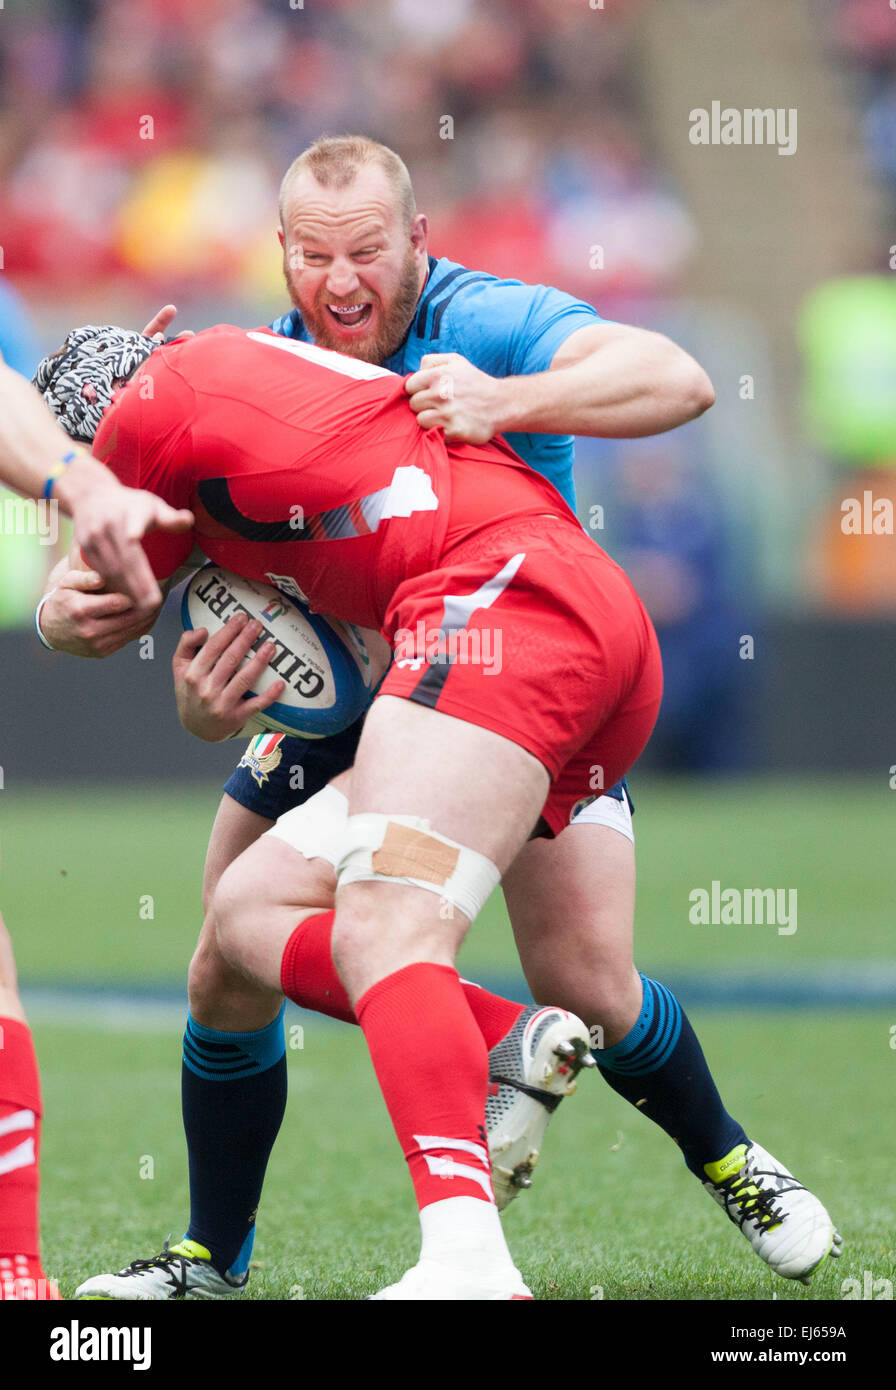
[35, 1009, 894, 1301]
[2, 774, 892, 983]
[4, 775, 892, 1300]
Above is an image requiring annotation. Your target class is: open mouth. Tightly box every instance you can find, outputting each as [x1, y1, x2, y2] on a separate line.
[326, 303, 373, 330]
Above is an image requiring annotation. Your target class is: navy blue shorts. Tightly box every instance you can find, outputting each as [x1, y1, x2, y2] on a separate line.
[223, 720, 364, 822]
[223, 720, 632, 823]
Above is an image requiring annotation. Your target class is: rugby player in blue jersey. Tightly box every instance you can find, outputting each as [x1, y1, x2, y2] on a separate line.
[40, 137, 839, 1297]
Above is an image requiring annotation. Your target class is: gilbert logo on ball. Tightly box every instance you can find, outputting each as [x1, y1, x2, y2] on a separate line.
[182, 564, 390, 739]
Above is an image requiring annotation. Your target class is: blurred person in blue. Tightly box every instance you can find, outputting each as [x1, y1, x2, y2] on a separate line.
[580, 434, 755, 772]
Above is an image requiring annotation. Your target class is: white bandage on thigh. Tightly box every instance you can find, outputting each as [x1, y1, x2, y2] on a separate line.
[336, 813, 501, 923]
[265, 785, 349, 866]
[570, 791, 635, 844]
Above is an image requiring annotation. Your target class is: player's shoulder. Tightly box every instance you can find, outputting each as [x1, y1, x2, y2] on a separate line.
[416, 256, 517, 332]
[418, 256, 599, 345]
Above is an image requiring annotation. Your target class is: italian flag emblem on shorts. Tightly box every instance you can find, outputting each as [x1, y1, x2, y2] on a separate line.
[239, 732, 285, 787]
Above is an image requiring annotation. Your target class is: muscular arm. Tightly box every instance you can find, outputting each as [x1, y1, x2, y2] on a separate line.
[407, 322, 715, 443]
[502, 322, 715, 438]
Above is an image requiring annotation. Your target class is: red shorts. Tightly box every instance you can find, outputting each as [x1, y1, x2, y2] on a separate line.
[377, 517, 663, 836]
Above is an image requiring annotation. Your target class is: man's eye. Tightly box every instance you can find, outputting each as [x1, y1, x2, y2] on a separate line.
[354, 248, 378, 259]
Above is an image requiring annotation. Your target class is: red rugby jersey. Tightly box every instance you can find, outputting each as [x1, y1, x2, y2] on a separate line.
[92, 325, 577, 627]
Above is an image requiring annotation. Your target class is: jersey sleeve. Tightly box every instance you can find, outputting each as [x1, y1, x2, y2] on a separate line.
[444, 279, 605, 379]
[92, 353, 196, 579]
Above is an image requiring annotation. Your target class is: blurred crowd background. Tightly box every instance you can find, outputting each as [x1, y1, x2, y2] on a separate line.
[1, 0, 894, 772]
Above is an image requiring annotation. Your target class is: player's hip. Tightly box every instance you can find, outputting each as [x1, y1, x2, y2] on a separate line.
[378, 519, 662, 778]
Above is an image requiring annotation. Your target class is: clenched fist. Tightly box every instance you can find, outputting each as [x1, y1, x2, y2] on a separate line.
[405, 353, 505, 444]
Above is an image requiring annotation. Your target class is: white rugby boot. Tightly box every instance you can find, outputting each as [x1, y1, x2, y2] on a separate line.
[369, 1197, 533, 1300]
[486, 1004, 596, 1211]
[703, 1141, 842, 1283]
[74, 1237, 247, 1300]
[368, 1258, 532, 1300]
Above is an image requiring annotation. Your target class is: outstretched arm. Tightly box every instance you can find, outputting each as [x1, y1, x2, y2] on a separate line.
[0, 358, 192, 612]
[406, 322, 715, 444]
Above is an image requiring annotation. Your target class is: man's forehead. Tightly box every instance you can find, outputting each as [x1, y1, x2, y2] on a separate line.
[284, 168, 402, 240]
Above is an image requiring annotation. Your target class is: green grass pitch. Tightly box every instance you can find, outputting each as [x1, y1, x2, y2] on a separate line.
[3, 776, 893, 1299]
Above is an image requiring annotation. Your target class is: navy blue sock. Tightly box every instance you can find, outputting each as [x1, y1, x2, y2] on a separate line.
[595, 976, 748, 1177]
[182, 1006, 287, 1277]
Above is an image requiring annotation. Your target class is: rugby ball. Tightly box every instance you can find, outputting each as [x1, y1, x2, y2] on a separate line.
[182, 564, 390, 739]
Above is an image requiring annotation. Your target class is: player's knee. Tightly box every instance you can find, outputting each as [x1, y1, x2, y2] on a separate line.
[330, 881, 386, 972]
[527, 955, 640, 1030]
[188, 911, 239, 1004]
[331, 812, 497, 984]
[209, 860, 253, 968]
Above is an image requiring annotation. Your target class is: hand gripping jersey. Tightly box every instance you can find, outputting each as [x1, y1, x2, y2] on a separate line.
[269, 255, 605, 510]
[93, 325, 574, 629]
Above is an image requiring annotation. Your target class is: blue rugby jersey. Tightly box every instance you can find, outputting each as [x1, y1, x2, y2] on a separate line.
[269, 255, 604, 512]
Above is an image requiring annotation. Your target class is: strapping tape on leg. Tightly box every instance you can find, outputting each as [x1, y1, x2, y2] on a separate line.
[265, 785, 349, 867]
[336, 813, 501, 922]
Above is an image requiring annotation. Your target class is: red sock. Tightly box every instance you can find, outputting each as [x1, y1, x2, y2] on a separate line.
[0, 1017, 56, 1299]
[281, 912, 523, 1047]
[356, 963, 494, 1210]
[281, 911, 356, 1023]
[458, 978, 524, 1049]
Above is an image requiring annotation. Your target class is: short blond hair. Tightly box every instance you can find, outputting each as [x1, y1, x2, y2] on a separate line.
[279, 135, 416, 229]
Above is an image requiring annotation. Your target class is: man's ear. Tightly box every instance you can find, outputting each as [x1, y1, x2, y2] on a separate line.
[410, 213, 428, 256]
[277, 226, 285, 248]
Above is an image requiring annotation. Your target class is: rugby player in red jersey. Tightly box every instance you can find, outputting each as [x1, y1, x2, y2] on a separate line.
[35, 320, 663, 1296]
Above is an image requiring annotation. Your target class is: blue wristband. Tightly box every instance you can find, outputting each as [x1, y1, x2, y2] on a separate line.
[43, 449, 78, 500]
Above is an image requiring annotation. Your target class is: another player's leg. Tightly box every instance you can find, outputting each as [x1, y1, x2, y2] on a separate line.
[0, 912, 59, 1300]
[77, 729, 365, 1299]
[76, 790, 283, 1301]
[215, 778, 593, 1209]
[505, 810, 841, 1283]
[176, 790, 287, 1289]
[332, 695, 552, 1300]
[75, 770, 587, 1302]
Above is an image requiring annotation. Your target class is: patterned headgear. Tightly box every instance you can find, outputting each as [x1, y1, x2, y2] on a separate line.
[33, 324, 159, 443]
